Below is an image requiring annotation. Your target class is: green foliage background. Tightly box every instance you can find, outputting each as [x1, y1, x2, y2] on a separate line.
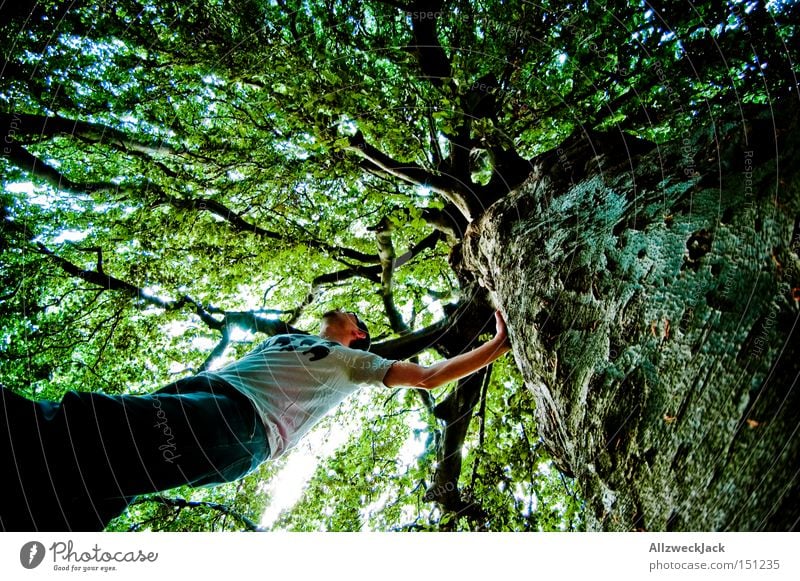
[1, 0, 795, 530]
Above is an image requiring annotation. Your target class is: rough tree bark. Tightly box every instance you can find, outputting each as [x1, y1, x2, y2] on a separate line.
[462, 102, 800, 531]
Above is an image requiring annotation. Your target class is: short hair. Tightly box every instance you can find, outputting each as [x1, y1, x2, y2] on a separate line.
[350, 314, 371, 351]
[350, 313, 372, 351]
[322, 309, 371, 351]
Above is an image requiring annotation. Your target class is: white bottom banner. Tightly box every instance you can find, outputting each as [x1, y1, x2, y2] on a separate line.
[1, 532, 797, 580]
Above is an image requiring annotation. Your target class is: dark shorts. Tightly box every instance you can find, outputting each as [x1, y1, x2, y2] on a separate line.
[0, 376, 269, 531]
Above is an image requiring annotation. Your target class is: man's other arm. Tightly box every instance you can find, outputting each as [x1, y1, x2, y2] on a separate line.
[383, 311, 511, 390]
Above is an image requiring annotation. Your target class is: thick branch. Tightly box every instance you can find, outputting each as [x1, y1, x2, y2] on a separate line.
[2, 143, 109, 195]
[200, 329, 231, 372]
[370, 315, 451, 360]
[34, 243, 240, 336]
[348, 132, 478, 220]
[1, 112, 177, 156]
[469, 364, 493, 491]
[37, 243, 312, 369]
[371, 279, 493, 362]
[37, 243, 184, 311]
[3, 147, 377, 266]
[130, 496, 261, 531]
[180, 295, 225, 330]
[310, 230, 441, 289]
[375, 218, 410, 334]
[425, 368, 489, 516]
[406, 0, 452, 88]
[481, 145, 535, 199]
[443, 124, 474, 190]
[426, 110, 444, 167]
[312, 266, 381, 286]
[168, 195, 378, 265]
[402, 300, 499, 516]
[395, 230, 441, 268]
[224, 311, 302, 336]
[422, 205, 467, 239]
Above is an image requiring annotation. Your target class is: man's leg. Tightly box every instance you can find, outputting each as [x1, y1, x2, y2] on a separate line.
[0, 378, 269, 531]
[1, 385, 74, 531]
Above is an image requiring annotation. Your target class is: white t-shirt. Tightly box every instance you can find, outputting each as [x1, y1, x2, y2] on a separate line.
[200, 334, 394, 459]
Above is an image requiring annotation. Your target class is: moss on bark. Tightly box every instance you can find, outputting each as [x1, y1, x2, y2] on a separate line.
[462, 103, 800, 531]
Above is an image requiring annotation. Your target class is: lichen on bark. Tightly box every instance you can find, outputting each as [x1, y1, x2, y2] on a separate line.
[462, 104, 800, 531]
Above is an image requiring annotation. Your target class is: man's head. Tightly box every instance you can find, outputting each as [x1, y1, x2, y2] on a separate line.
[320, 309, 371, 351]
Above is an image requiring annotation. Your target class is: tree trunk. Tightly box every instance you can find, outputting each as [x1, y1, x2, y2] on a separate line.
[461, 102, 800, 531]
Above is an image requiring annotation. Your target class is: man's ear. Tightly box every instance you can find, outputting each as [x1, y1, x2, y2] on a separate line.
[348, 328, 366, 345]
[346, 328, 365, 347]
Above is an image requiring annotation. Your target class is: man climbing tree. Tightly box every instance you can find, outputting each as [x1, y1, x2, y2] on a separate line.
[0, 309, 510, 531]
[1, 0, 797, 532]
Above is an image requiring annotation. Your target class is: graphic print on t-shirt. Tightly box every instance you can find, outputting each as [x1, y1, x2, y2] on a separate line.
[265, 334, 337, 362]
[202, 333, 394, 460]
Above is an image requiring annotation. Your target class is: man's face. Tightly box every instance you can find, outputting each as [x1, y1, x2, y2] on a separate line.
[321, 309, 362, 335]
[321, 309, 370, 350]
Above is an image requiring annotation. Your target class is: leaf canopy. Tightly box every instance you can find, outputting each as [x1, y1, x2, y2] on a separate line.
[1, 0, 795, 530]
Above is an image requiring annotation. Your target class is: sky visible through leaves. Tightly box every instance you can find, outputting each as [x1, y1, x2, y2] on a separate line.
[1, 0, 796, 531]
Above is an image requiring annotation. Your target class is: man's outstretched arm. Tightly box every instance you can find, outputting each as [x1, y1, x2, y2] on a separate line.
[383, 311, 511, 390]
